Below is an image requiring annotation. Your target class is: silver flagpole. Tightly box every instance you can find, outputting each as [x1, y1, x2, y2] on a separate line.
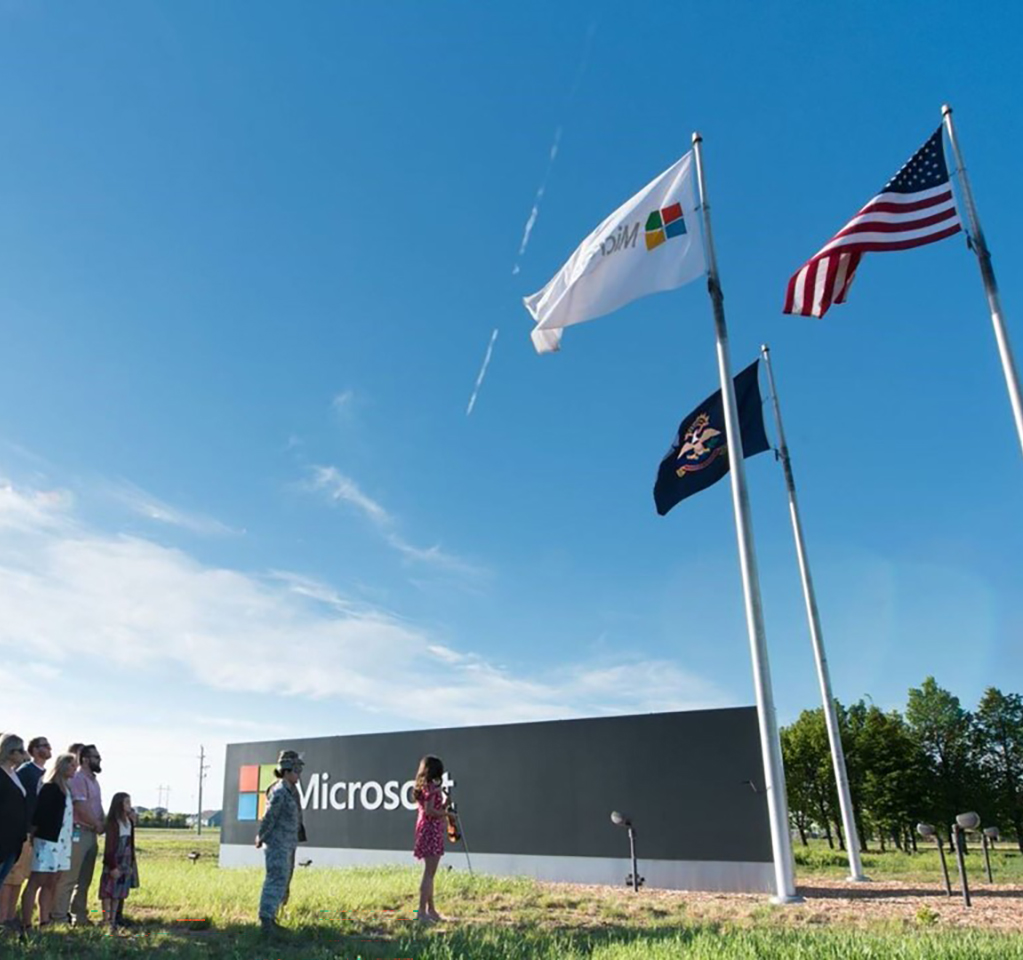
[760, 344, 868, 883]
[942, 104, 1023, 461]
[691, 132, 801, 904]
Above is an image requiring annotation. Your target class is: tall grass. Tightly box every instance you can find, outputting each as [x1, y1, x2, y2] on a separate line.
[3, 829, 1020, 960]
[12, 920, 1023, 959]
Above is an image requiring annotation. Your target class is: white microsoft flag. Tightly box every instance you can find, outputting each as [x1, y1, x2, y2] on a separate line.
[523, 151, 705, 354]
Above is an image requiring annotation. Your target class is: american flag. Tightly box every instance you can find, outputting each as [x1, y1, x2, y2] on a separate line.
[784, 127, 961, 317]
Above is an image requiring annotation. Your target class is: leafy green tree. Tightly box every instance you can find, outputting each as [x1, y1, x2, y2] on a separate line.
[838, 699, 877, 851]
[783, 680, 1021, 855]
[781, 708, 839, 847]
[853, 705, 924, 851]
[906, 677, 984, 835]
[973, 687, 1023, 851]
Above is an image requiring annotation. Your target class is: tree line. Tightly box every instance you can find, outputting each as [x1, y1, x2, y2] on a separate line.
[136, 809, 190, 828]
[781, 678, 1022, 853]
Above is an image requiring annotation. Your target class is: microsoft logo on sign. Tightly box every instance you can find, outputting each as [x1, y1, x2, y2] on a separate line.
[237, 764, 277, 821]
[645, 202, 686, 251]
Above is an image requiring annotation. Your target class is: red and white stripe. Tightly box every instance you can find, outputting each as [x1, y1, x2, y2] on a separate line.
[784, 184, 961, 317]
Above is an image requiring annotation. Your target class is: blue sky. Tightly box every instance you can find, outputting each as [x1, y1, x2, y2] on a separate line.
[1, 1, 1021, 812]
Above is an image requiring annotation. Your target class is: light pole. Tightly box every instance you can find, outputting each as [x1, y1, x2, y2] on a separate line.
[916, 823, 951, 896]
[952, 812, 981, 907]
[982, 826, 1000, 884]
[610, 812, 644, 892]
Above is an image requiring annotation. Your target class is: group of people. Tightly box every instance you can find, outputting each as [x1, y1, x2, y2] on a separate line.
[4, 735, 451, 941]
[255, 750, 452, 938]
[0, 733, 138, 938]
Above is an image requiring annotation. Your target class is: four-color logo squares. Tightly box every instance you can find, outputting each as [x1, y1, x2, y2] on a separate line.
[645, 202, 686, 250]
[237, 764, 277, 821]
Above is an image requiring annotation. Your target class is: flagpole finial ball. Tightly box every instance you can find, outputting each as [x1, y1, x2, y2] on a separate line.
[941, 103, 952, 117]
[760, 343, 770, 356]
[691, 131, 702, 145]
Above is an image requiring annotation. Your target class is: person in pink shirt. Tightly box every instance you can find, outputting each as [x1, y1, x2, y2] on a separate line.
[51, 745, 103, 926]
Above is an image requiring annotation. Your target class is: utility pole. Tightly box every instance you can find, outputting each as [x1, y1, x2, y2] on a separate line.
[157, 784, 170, 809]
[196, 745, 210, 835]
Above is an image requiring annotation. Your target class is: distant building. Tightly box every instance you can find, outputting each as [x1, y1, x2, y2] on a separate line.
[186, 810, 223, 828]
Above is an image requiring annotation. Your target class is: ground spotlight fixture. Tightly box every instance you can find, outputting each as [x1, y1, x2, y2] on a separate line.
[956, 812, 981, 831]
[950, 814, 976, 907]
[955, 811, 993, 884]
[983, 824, 1000, 871]
[610, 811, 644, 892]
[979, 825, 998, 883]
[916, 823, 951, 896]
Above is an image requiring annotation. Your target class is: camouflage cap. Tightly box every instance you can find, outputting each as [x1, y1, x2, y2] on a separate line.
[276, 750, 304, 771]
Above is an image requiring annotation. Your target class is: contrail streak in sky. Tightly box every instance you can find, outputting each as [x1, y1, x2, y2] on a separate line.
[466, 328, 499, 416]
[511, 21, 597, 277]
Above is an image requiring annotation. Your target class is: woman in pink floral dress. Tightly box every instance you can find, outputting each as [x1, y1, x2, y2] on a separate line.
[412, 755, 448, 923]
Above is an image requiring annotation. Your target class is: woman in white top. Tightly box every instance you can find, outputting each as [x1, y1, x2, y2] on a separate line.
[21, 753, 78, 929]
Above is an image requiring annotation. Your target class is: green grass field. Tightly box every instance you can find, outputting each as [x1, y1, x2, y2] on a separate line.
[3, 829, 1021, 959]
[793, 837, 1023, 882]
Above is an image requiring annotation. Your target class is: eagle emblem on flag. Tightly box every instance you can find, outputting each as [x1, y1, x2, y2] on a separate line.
[675, 413, 726, 476]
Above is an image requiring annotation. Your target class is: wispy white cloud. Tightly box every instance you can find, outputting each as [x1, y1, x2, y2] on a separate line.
[384, 533, 485, 577]
[427, 643, 465, 664]
[303, 465, 485, 577]
[331, 389, 357, 420]
[193, 715, 277, 734]
[0, 673, 237, 815]
[266, 569, 415, 622]
[0, 439, 52, 469]
[0, 478, 728, 724]
[0, 476, 733, 812]
[0, 482, 73, 532]
[268, 569, 354, 610]
[306, 465, 392, 526]
[22, 661, 62, 682]
[105, 480, 239, 536]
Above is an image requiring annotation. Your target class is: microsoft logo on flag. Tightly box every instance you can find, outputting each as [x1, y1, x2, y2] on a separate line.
[645, 202, 686, 251]
[237, 763, 277, 821]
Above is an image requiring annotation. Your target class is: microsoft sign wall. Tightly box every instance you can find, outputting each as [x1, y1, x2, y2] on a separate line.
[220, 708, 775, 893]
[236, 763, 421, 820]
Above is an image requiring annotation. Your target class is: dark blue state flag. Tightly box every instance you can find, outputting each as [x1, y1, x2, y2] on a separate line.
[654, 360, 771, 516]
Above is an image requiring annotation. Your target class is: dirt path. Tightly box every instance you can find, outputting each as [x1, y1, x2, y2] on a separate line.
[542, 876, 1023, 933]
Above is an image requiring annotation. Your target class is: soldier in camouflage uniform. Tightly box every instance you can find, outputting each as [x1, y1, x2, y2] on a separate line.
[255, 750, 305, 936]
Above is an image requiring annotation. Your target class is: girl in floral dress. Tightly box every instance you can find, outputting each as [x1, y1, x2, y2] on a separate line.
[98, 793, 136, 933]
[412, 755, 448, 923]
